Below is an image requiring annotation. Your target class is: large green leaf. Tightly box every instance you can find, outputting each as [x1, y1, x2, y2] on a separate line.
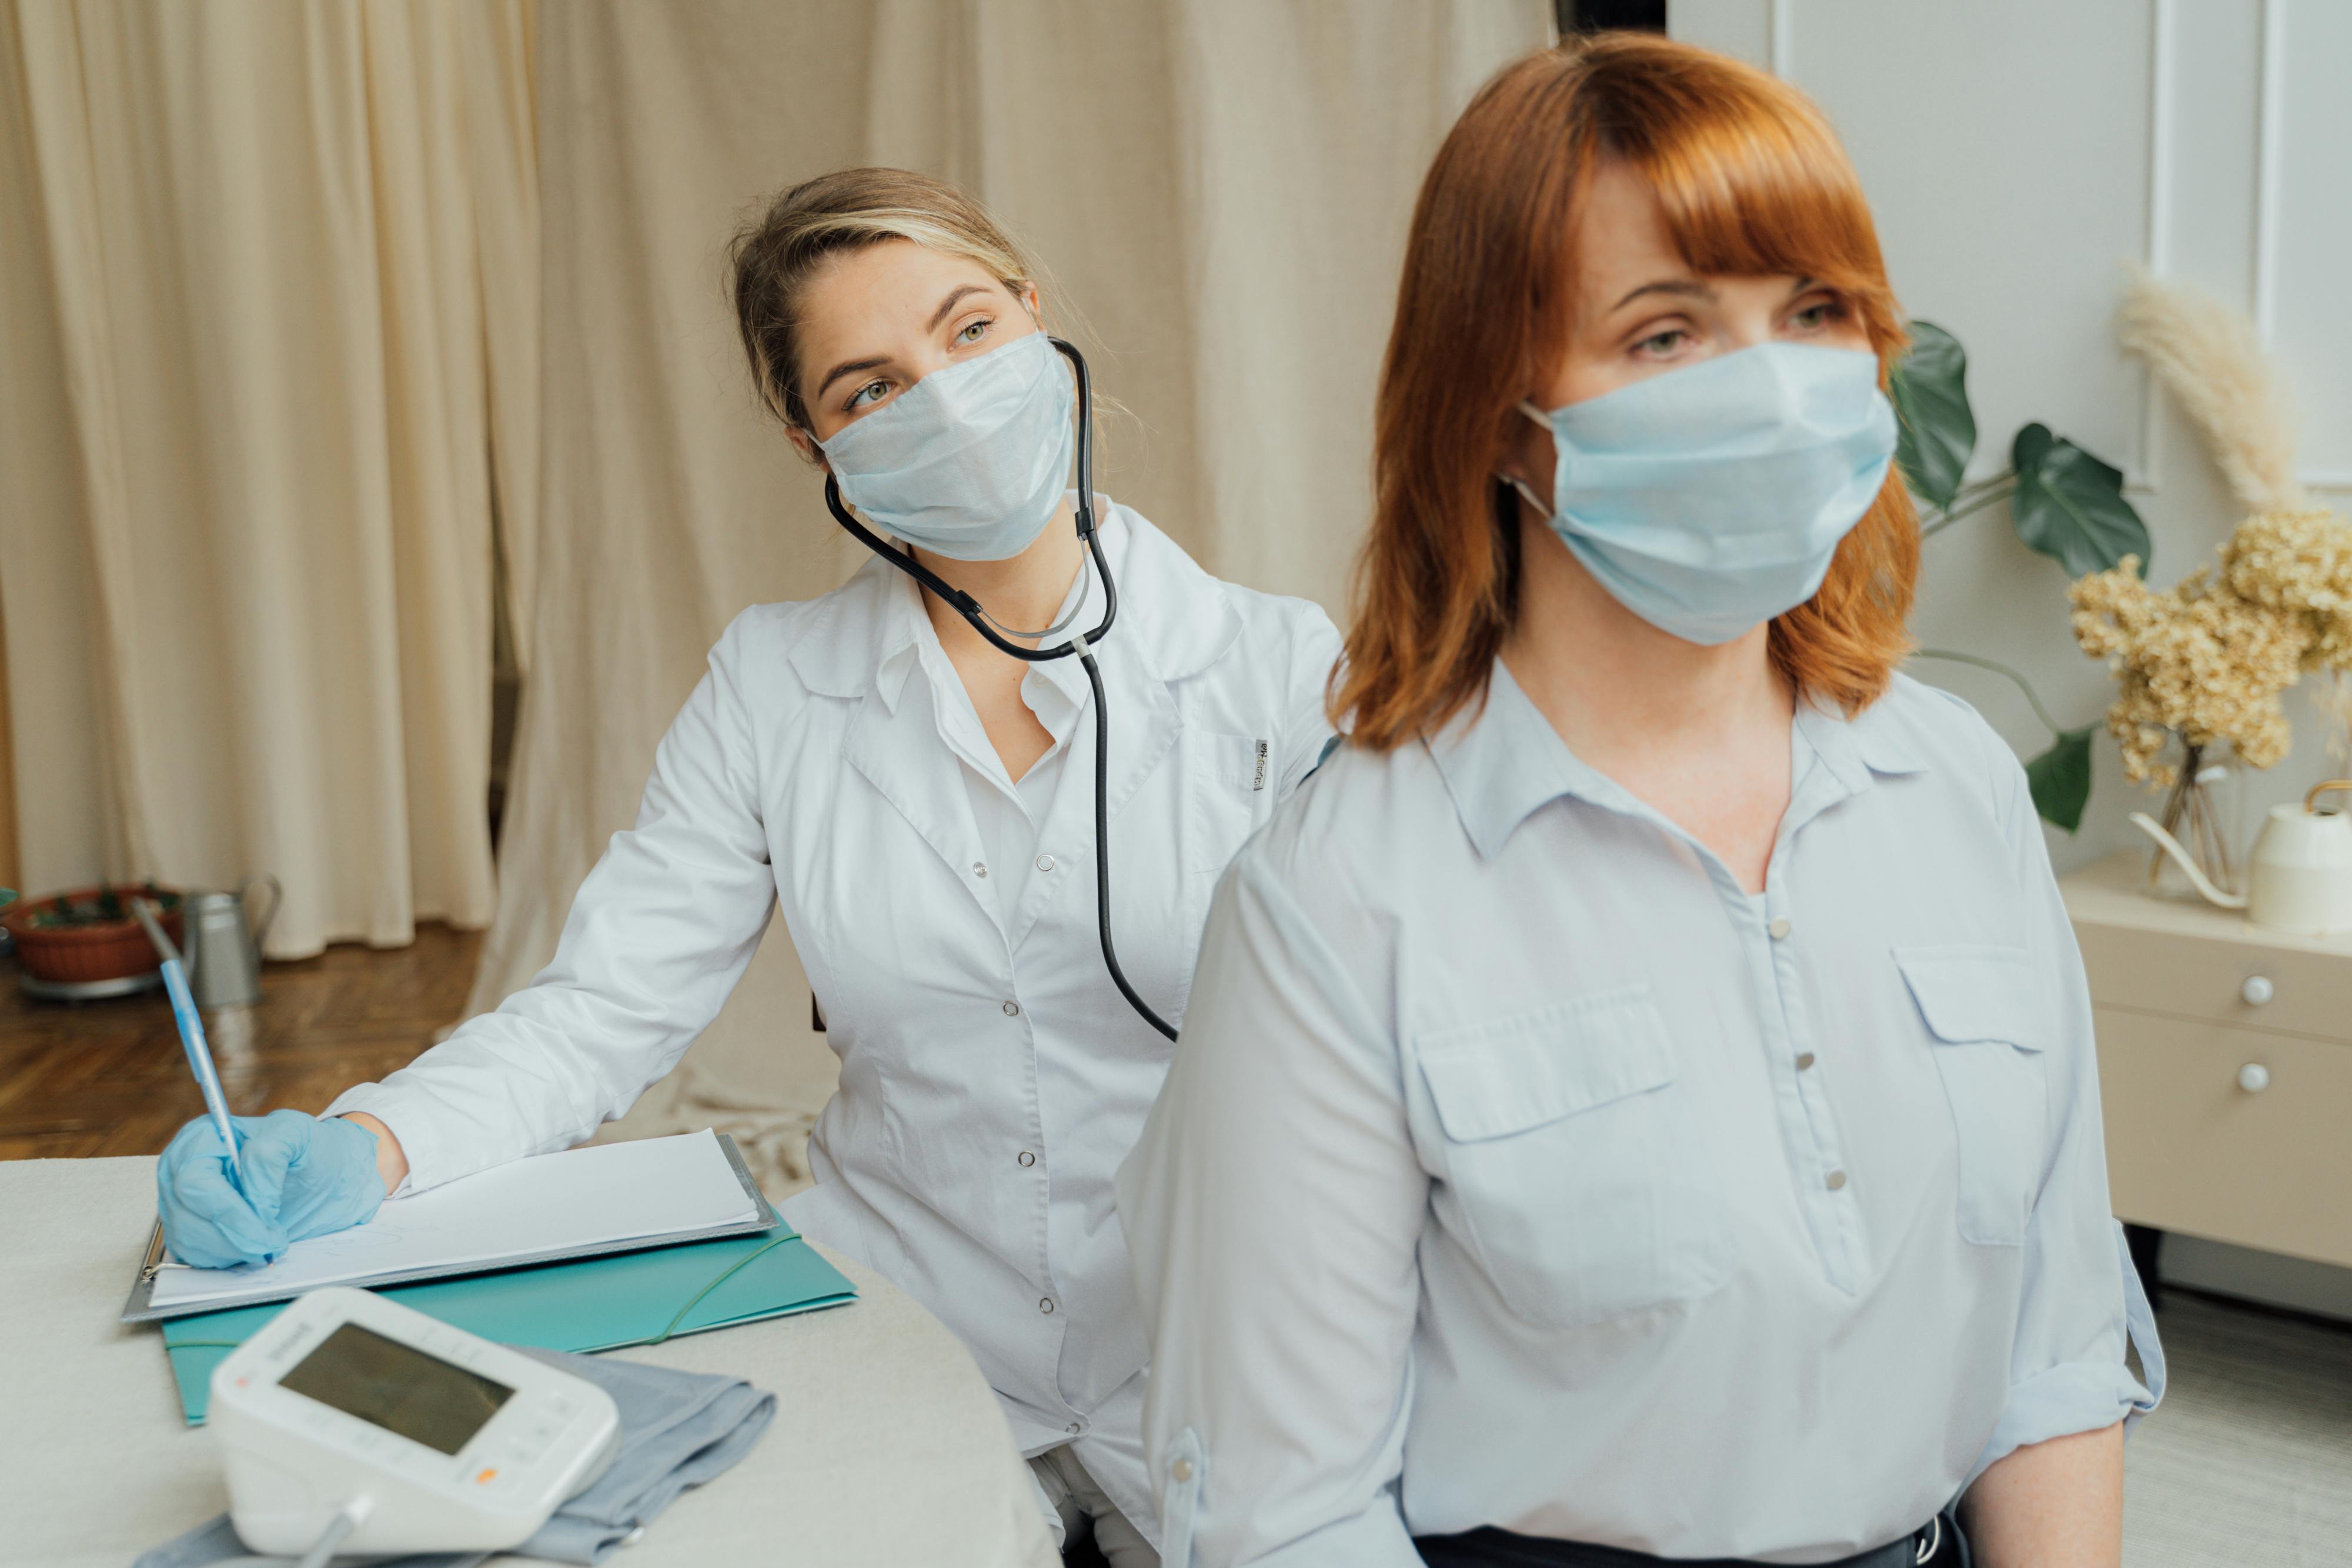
[2009, 423, 2150, 577]
[2025, 725, 2097, 833]
[1890, 320, 1976, 509]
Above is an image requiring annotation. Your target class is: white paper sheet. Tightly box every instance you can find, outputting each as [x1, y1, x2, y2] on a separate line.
[151, 1128, 759, 1308]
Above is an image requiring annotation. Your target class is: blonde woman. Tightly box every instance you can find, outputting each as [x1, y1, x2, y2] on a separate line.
[154, 168, 1340, 1564]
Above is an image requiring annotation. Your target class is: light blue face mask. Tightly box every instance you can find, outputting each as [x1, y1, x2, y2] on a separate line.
[818, 329, 1076, 561]
[1508, 341, 1897, 645]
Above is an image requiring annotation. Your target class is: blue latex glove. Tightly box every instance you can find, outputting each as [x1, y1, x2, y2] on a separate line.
[156, 1109, 386, 1269]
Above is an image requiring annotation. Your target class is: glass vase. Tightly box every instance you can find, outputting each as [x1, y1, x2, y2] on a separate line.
[2143, 741, 2245, 899]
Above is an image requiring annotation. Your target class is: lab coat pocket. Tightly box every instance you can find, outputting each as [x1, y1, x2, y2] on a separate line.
[1416, 988, 1733, 1331]
[1895, 944, 2049, 1247]
[1184, 731, 1271, 872]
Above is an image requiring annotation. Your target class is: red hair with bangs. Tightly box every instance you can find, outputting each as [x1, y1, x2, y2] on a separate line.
[1336, 34, 1919, 750]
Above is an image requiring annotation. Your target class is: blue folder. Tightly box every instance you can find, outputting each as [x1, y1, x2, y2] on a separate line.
[161, 1225, 856, 1425]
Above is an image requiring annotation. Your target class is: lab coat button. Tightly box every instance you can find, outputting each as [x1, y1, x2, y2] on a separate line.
[1067, 1422, 1083, 1435]
[1040, 1297, 1056, 1314]
[1768, 917, 1792, 940]
[1017, 1150, 1037, 1168]
[973, 861, 988, 878]
[1037, 854, 1056, 872]
[1173, 1460, 1194, 1483]
[1825, 1170, 1847, 1191]
[1795, 1052, 1816, 1070]
[1003, 999, 1021, 1017]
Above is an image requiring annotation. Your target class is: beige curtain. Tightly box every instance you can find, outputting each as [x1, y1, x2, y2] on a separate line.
[0, 587, 16, 897]
[0, 0, 534, 956]
[483, 0, 1552, 1180]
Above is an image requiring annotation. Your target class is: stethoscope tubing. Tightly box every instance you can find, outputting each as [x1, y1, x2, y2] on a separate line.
[820, 337, 1180, 1042]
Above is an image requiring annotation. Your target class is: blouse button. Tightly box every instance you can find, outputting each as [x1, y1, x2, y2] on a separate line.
[1768, 917, 1792, 940]
[1795, 1052, 1816, 1071]
[973, 861, 988, 879]
[1003, 999, 1021, 1017]
[1037, 854, 1057, 872]
[1017, 1151, 1037, 1168]
[1825, 1169, 1848, 1191]
[1172, 1459, 1194, 1483]
[1039, 1298, 1057, 1315]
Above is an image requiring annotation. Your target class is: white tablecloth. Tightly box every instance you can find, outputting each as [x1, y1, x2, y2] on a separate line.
[0, 1157, 1058, 1567]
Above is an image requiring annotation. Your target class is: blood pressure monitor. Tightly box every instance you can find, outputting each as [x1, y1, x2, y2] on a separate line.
[209, 1287, 622, 1555]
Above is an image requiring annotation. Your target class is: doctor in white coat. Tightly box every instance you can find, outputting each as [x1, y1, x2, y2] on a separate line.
[151, 168, 1340, 1566]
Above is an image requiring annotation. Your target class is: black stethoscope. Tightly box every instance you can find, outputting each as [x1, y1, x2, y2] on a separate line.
[822, 337, 1179, 1042]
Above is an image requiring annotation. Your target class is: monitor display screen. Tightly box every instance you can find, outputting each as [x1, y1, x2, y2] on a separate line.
[278, 1322, 515, 1457]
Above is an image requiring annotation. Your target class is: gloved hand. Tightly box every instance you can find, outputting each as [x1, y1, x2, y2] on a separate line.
[156, 1109, 386, 1269]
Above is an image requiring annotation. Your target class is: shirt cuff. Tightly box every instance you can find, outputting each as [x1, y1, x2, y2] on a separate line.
[322, 1083, 453, 1198]
[1233, 1505, 1424, 1568]
[1162, 1436, 1419, 1568]
[1965, 1223, 2166, 1490]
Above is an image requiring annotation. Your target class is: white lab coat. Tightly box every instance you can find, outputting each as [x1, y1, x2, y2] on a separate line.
[327, 503, 1340, 1546]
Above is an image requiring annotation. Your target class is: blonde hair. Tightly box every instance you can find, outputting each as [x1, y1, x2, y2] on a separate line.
[728, 168, 1045, 431]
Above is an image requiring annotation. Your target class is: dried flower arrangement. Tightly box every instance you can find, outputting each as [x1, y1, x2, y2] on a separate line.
[2067, 268, 2352, 885]
[2073, 510, 2352, 785]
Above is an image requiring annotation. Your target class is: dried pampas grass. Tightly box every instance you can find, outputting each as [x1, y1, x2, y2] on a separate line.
[2082, 268, 2352, 785]
[2116, 263, 2304, 514]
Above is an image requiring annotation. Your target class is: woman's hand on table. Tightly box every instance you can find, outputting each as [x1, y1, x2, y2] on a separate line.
[154, 1109, 390, 1268]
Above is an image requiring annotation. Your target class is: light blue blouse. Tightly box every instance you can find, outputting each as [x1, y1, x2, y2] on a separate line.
[1117, 663, 2163, 1567]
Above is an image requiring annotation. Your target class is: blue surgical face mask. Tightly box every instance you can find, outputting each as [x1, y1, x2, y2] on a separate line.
[1507, 342, 1897, 645]
[819, 330, 1075, 561]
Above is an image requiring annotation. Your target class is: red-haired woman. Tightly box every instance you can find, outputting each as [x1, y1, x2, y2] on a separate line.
[1119, 36, 2160, 1568]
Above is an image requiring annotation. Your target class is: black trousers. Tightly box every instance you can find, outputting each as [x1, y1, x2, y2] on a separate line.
[1415, 1508, 1969, 1568]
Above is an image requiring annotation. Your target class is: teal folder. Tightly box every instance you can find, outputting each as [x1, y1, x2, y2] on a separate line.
[160, 1226, 856, 1425]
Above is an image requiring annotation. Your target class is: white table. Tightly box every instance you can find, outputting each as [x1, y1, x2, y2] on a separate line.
[0, 1157, 1058, 1567]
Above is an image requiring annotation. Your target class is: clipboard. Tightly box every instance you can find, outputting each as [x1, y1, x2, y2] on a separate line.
[156, 1222, 858, 1425]
[122, 1131, 780, 1323]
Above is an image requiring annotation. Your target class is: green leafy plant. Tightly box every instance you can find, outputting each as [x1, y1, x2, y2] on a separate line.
[1889, 321, 2147, 831]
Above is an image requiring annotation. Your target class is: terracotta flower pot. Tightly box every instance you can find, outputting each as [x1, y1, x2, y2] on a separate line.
[1, 886, 185, 985]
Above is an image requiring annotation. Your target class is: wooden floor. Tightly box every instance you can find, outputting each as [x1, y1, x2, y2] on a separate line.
[0, 924, 482, 1161]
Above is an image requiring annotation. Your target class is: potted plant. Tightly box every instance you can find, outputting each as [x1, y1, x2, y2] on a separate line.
[1, 882, 185, 985]
[1889, 319, 2149, 833]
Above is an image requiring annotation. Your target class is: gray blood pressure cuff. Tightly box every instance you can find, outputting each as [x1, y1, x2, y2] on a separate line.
[138, 1348, 776, 1567]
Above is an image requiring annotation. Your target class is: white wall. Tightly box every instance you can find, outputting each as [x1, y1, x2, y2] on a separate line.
[1676, 0, 2352, 874]
[1675, 0, 2352, 1319]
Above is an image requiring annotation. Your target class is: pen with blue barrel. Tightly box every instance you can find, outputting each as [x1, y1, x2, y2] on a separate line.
[133, 896, 244, 1191]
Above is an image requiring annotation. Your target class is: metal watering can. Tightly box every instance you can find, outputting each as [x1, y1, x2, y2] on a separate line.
[2133, 780, 2352, 936]
[180, 875, 283, 1008]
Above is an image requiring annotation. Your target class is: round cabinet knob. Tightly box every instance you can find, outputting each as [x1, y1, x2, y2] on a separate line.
[2237, 1062, 2271, 1094]
[2240, 975, 2275, 1006]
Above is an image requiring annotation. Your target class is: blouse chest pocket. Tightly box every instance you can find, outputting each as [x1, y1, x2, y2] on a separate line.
[1894, 945, 2049, 1247]
[1415, 988, 1734, 1332]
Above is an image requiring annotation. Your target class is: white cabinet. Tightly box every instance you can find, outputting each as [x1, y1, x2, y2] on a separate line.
[2062, 852, 2352, 1269]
